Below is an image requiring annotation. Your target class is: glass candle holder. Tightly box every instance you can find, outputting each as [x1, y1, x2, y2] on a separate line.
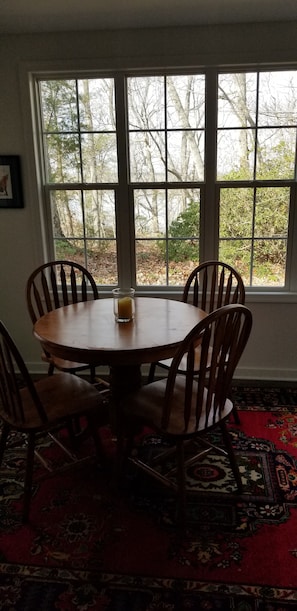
[112, 288, 135, 323]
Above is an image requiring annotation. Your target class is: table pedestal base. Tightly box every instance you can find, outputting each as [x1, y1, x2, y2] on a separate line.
[109, 364, 142, 432]
[109, 364, 142, 400]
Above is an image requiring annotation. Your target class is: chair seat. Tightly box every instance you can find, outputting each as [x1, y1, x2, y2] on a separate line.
[122, 375, 233, 437]
[1, 373, 103, 431]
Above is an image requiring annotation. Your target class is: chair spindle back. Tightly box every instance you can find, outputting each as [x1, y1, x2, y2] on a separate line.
[27, 260, 99, 324]
[0, 321, 47, 426]
[162, 304, 252, 432]
[183, 260, 245, 313]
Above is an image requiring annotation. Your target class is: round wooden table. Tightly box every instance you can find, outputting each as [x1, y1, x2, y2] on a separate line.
[34, 297, 206, 398]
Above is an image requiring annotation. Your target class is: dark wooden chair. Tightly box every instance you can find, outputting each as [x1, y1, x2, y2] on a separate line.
[26, 260, 108, 386]
[118, 304, 252, 525]
[0, 319, 107, 523]
[148, 260, 246, 423]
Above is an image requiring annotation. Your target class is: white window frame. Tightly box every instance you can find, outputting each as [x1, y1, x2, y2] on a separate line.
[21, 63, 297, 301]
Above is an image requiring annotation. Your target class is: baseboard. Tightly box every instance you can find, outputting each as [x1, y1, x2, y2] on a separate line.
[231, 366, 297, 383]
[27, 361, 297, 384]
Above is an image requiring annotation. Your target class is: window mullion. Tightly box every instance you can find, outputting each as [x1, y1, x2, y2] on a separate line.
[287, 183, 297, 291]
[202, 68, 218, 261]
[115, 74, 135, 287]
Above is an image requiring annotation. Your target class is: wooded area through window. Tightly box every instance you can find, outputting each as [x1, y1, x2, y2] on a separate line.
[36, 69, 297, 290]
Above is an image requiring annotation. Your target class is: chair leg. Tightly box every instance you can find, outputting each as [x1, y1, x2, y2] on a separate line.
[65, 418, 81, 450]
[23, 432, 35, 523]
[232, 404, 240, 425]
[229, 387, 240, 424]
[90, 365, 96, 383]
[148, 362, 156, 384]
[0, 423, 9, 466]
[176, 439, 186, 526]
[86, 414, 107, 466]
[115, 416, 139, 484]
[115, 426, 126, 482]
[115, 411, 131, 480]
[220, 421, 242, 493]
[47, 362, 55, 376]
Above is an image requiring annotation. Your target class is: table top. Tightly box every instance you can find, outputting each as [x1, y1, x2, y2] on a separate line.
[33, 297, 206, 367]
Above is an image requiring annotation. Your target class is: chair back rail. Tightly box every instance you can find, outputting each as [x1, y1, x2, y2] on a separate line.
[27, 260, 99, 324]
[183, 260, 245, 313]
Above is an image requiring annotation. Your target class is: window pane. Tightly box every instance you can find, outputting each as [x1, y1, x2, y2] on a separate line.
[258, 71, 297, 126]
[40, 80, 78, 132]
[134, 189, 166, 237]
[167, 74, 205, 129]
[256, 128, 296, 179]
[128, 76, 165, 130]
[51, 191, 83, 238]
[78, 78, 115, 130]
[254, 187, 289, 238]
[218, 73, 257, 128]
[84, 190, 116, 239]
[217, 130, 255, 180]
[253, 239, 287, 286]
[86, 239, 118, 285]
[167, 131, 204, 181]
[81, 133, 118, 183]
[168, 189, 200, 236]
[136, 239, 166, 285]
[129, 131, 165, 182]
[219, 188, 254, 238]
[45, 134, 81, 183]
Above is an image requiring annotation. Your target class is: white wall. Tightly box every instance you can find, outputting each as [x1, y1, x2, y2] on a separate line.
[0, 22, 297, 380]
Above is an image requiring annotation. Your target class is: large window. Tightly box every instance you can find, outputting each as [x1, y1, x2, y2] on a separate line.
[35, 68, 297, 291]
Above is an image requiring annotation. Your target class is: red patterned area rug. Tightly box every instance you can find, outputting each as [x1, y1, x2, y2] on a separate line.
[1, 386, 297, 610]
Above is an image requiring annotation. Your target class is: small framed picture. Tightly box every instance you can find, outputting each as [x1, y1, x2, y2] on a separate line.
[0, 155, 24, 209]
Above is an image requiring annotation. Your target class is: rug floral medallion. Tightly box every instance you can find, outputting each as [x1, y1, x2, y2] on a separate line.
[1, 387, 297, 609]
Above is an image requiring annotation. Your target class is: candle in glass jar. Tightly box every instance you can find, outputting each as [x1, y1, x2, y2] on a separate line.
[118, 296, 133, 320]
[112, 287, 135, 322]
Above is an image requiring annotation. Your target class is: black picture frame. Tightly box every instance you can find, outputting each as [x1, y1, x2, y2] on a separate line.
[0, 155, 24, 209]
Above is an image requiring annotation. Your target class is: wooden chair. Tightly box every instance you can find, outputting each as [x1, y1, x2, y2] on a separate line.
[0, 319, 106, 523]
[26, 260, 108, 386]
[148, 260, 246, 423]
[117, 304, 252, 525]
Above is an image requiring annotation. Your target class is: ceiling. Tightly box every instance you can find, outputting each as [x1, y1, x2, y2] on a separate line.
[1, 0, 297, 34]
